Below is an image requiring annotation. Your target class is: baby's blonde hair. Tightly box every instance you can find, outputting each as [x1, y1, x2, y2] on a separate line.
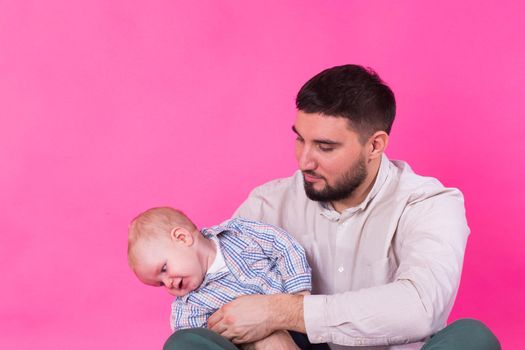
[127, 207, 196, 267]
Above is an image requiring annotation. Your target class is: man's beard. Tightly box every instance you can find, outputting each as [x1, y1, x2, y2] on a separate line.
[303, 157, 368, 202]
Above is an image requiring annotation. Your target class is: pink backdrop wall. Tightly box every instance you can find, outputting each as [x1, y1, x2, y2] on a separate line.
[1, 1, 523, 348]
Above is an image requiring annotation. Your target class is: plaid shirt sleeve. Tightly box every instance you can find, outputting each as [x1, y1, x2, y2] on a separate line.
[230, 218, 312, 294]
[170, 298, 211, 331]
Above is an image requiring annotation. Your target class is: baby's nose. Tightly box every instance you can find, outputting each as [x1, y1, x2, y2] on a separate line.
[162, 277, 173, 289]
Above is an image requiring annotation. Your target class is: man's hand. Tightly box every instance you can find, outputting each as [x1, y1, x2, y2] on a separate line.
[208, 294, 275, 343]
[208, 294, 305, 344]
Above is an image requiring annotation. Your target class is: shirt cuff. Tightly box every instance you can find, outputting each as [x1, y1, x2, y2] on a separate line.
[303, 294, 330, 344]
[283, 272, 312, 294]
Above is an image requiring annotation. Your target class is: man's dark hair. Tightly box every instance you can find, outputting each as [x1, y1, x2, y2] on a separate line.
[296, 64, 396, 143]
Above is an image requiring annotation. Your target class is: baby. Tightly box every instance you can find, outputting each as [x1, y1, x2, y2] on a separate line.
[127, 206, 312, 332]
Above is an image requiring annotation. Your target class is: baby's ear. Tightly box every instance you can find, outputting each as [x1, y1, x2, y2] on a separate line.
[170, 227, 194, 246]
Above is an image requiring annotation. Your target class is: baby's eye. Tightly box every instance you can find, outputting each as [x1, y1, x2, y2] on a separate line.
[161, 264, 167, 273]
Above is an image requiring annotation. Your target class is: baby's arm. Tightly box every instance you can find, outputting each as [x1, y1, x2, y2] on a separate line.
[232, 219, 312, 294]
[171, 299, 211, 331]
[266, 226, 312, 295]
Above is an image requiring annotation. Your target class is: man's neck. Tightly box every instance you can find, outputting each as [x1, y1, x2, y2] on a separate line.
[331, 157, 382, 213]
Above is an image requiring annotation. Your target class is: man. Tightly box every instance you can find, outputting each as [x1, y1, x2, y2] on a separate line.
[164, 65, 500, 349]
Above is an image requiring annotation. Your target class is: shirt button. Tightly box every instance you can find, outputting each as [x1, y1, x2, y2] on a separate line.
[338, 266, 344, 273]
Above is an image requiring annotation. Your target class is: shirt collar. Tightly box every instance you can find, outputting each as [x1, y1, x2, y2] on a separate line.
[201, 225, 226, 238]
[320, 153, 391, 220]
[176, 232, 228, 302]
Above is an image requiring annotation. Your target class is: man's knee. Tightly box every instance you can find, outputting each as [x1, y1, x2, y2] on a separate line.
[450, 319, 500, 349]
[423, 318, 500, 350]
[163, 328, 239, 350]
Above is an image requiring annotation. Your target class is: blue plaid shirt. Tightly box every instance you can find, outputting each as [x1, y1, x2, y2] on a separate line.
[170, 218, 312, 331]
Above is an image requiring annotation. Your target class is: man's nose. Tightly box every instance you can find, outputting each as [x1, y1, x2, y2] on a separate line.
[298, 147, 316, 171]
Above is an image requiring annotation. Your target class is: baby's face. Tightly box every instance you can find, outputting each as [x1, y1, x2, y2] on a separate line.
[132, 237, 206, 297]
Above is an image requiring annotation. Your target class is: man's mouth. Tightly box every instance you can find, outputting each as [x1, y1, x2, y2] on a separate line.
[303, 172, 323, 182]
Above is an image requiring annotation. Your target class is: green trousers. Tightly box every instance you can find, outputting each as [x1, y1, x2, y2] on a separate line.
[163, 319, 500, 350]
[421, 319, 500, 350]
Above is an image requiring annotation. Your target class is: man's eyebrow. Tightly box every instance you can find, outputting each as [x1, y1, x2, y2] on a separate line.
[315, 139, 341, 145]
[291, 125, 341, 145]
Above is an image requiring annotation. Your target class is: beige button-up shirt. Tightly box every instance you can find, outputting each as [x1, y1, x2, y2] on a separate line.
[233, 155, 470, 350]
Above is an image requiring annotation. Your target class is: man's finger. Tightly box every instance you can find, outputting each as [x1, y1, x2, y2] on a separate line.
[210, 321, 228, 335]
[216, 327, 234, 341]
[207, 309, 223, 329]
[208, 312, 229, 334]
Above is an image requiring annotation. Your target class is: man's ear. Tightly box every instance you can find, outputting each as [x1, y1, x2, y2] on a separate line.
[170, 227, 194, 246]
[367, 131, 389, 160]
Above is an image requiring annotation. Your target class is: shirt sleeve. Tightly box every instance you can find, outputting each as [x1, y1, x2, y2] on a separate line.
[233, 218, 312, 294]
[268, 223, 313, 294]
[170, 298, 211, 332]
[303, 189, 470, 346]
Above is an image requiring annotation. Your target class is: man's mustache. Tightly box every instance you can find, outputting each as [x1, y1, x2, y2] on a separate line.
[302, 170, 324, 179]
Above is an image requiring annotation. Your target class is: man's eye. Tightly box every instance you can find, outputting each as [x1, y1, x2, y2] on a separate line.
[318, 145, 334, 152]
[295, 136, 304, 143]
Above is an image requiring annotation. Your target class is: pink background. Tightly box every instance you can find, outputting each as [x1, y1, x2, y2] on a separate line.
[1, 1, 523, 349]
